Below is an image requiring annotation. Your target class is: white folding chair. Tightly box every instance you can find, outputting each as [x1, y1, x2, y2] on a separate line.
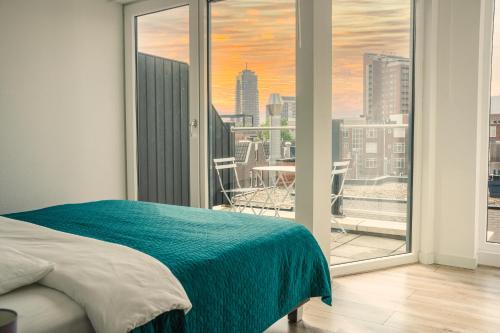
[330, 161, 350, 233]
[214, 157, 260, 214]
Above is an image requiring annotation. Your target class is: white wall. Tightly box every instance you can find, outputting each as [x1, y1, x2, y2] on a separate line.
[419, 0, 483, 268]
[0, 0, 126, 214]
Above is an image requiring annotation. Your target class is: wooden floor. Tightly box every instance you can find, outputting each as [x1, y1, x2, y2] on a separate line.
[266, 264, 500, 333]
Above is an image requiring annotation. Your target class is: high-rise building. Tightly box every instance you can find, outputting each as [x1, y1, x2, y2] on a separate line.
[235, 67, 259, 126]
[363, 53, 411, 124]
[281, 96, 296, 124]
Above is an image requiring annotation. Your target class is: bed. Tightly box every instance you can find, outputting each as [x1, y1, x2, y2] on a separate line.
[2, 200, 332, 333]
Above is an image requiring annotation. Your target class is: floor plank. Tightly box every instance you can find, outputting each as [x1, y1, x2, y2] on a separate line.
[266, 264, 500, 333]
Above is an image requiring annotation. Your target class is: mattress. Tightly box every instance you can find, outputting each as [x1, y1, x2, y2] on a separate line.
[0, 284, 94, 333]
[7, 200, 332, 333]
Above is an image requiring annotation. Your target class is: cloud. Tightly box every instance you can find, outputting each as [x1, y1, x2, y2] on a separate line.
[492, 0, 500, 96]
[137, 0, 413, 117]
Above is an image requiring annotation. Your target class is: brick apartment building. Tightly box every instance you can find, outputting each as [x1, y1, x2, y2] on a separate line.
[340, 116, 409, 179]
[337, 53, 412, 180]
[489, 96, 500, 173]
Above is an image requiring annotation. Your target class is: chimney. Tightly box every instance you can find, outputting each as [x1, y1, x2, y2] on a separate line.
[266, 93, 284, 164]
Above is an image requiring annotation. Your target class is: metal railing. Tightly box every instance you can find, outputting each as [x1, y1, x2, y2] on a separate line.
[230, 123, 409, 132]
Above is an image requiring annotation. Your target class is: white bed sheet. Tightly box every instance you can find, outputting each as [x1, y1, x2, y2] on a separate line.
[1, 217, 191, 333]
[0, 284, 94, 333]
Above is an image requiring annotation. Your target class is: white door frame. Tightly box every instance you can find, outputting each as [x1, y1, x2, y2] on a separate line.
[476, 0, 500, 267]
[124, 0, 208, 207]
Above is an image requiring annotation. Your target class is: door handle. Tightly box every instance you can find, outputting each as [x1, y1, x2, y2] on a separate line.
[190, 119, 198, 137]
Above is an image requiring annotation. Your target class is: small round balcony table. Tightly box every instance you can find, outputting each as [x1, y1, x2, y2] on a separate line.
[252, 165, 296, 216]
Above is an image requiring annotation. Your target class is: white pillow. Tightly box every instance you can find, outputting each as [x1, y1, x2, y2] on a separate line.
[0, 246, 54, 295]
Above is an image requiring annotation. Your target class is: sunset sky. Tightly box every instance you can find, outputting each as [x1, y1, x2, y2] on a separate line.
[137, 0, 500, 120]
[492, 0, 500, 98]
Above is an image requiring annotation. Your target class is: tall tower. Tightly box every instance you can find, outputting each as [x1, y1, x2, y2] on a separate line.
[235, 66, 260, 126]
[363, 53, 411, 124]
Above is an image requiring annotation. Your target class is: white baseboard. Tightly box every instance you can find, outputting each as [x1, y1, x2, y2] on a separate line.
[418, 251, 435, 265]
[331, 252, 485, 278]
[434, 254, 478, 269]
[331, 253, 418, 277]
[478, 251, 500, 268]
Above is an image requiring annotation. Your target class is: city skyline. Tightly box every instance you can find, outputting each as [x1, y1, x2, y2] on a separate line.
[137, 0, 500, 120]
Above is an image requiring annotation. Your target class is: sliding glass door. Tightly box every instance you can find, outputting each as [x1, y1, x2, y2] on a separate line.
[208, 0, 297, 220]
[330, 0, 414, 265]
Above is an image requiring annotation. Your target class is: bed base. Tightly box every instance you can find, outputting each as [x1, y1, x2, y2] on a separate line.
[287, 299, 309, 323]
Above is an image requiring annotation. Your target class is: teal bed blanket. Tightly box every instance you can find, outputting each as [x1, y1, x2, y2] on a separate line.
[6, 200, 332, 333]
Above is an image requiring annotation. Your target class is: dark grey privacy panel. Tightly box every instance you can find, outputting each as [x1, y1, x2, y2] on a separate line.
[210, 107, 235, 206]
[137, 53, 190, 206]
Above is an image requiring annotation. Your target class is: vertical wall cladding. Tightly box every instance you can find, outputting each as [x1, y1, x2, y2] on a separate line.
[137, 53, 190, 206]
[137, 53, 234, 206]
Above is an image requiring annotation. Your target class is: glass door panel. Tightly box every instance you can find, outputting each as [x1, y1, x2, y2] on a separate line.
[135, 5, 192, 206]
[208, 0, 297, 218]
[330, 0, 414, 265]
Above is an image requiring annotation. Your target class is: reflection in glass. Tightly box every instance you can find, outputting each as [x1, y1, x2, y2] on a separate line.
[330, 0, 413, 265]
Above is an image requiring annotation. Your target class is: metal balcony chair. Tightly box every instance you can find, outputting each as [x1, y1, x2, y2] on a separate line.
[214, 157, 262, 214]
[330, 161, 350, 233]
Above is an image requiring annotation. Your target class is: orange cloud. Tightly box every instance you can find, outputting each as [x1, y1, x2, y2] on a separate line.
[136, 0, 414, 119]
[491, 0, 500, 97]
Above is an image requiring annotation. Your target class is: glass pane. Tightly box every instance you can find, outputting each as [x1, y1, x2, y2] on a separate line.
[137, 7, 189, 63]
[487, 0, 500, 243]
[330, 0, 413, 265]
[209, 0, 296, 219]
[135, 7, 191, 205]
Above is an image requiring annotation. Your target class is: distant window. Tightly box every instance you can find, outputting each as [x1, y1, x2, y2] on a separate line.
[343, 142, 350, 152]
[392, 158, 405, 169]
[393, 143, 405, 153]
[343, 129, 349, 138]
[352, 128, 363, 150]
[366, 142, 378, 154]
[366, 128, 377, 139]
[491, 126, 497, 138]
[365, 158, 377, 169]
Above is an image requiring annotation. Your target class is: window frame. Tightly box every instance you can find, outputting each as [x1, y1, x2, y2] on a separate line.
[392, 158, 405, 169]
[366, 128, 377, 138]
[393, 142, 406, 153]
[365, 158, 378, 169]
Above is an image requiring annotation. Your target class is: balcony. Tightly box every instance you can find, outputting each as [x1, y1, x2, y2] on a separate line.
[211, 119, 410, 265]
